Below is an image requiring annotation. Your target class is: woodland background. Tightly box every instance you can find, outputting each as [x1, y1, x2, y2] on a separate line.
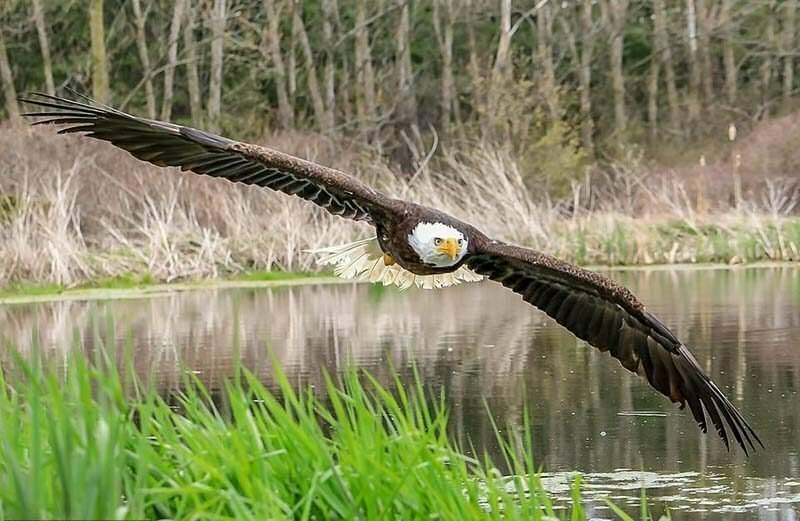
[1, 0, 799, 285]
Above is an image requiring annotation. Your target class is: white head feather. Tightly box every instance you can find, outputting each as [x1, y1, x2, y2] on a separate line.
[408, 222, 468, 268]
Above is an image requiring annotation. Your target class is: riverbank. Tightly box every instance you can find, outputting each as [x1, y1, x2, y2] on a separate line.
[0, 270, 339, 304]
[1, 261, 796, 306]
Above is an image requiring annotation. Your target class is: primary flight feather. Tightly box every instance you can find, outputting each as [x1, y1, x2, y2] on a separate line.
[20, 93, 763, 454]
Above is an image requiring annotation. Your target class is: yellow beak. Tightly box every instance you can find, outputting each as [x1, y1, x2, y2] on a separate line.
[436, 238, 459, 260]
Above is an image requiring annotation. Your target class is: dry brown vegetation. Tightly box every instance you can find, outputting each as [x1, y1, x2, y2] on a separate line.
[0, 123, 798, 287]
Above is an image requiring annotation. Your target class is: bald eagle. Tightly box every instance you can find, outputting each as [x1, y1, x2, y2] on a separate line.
[20, 93, 762, 454]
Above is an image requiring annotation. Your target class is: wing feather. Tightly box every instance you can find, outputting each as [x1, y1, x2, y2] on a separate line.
[20, 93, 396, 223]
[467, 240, 762, 454]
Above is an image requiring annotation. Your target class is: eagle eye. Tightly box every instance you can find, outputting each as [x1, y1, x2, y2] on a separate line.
[434, 238, 443, 246]
[457, 239, 464, 246]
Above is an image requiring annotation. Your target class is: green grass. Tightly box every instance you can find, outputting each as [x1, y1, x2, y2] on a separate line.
[0, 270, 332, 301]
[0, 341, 659, 520]
[0, 281, 66, 299]
[231, 269, 330, 282]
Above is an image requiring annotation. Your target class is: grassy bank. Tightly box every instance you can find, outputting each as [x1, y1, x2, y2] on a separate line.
[0, 270, 333, 302]
[1, 126, 798, 288]
[0, 346, 656, 520]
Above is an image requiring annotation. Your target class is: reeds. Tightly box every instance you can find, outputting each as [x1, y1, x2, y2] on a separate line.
[1, 124, 797, 286]
[0, 340, 620, 520]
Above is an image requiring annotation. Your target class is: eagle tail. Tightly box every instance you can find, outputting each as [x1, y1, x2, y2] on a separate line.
[306, 238, 483, 290]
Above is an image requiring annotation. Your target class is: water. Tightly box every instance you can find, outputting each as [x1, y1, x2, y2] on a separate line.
[1, 266, 799, 520]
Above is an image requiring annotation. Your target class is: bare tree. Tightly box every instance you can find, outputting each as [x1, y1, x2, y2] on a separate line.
[465, 0, 483, 115]
[685, 0, 701, 125]
[263, 0, 294, 128]
[654, 0, 679, 130]
[207, 0, 226, 132]
[354, 0, 377, 136]
[560, 1, 596, 149]
[395, 0, 418, 128]
[696, 0, 721, 104]
[721, 0, 736, 104]
[131, 0, 156, 118]
[293, 1, 326, 130]
[89, 0, 110, 104]
[487, 0, 512, 122]
[31, 0, 55, 96]
[183, 0, 204, 127]
[333, 0, 354, 125]
[760, 0, 776, 117]
[287, 0, 297, 105]
[536, 2, 559, 120]
[321, 0, 336, 131]
[162, 0, 186, 120]
[647, 20, 660, 138]
[601, 0, 629, 132]
[433, 0, 456, 134]
[0, 26, 18, 120]
[784, 0, 797, 105]
[492, 0, 512, 84]
[579, 1, 596, 149]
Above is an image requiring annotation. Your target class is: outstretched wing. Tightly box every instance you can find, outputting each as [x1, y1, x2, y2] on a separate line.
[466, 240, 762, 454]
[19, 93, 396, 223]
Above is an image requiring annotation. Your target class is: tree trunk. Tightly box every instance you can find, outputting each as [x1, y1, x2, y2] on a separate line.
[183, 0, 204, 127]
[696, 0, 717, 104]
[293, 2, 326, 130]
[721, 0, 736, 104]
[31, 0, 55, 96]
[580, 2, 595, 149]
[760, 0, 776, 117]
[354, 0, 377, 136]
[161, 0, 186, 120]
[492, 0, 512, 84]
[207, 0, 225, 133]
[263, 0, 293, 128]
[647, 30, 660, 138]
[433, 0, 455, 134]
[536, 2, 559, 121]
[784, 0, 796, 105]
[395, 0, 418, 128]
[89, 0, 110, 104]
[602, 0, 628, 132]
[488, 0, 512, 124]
[287, 1, 297, 107]
[465, 0, 483, 117]
[0, 27, 18, 120]
[131, 0, 156, 118]
[559, 3, 595, 149]
[321, 0, 336, 132]
[686, 0, 701, 126]
[654, 0, 679, 130]
[330, 0, 353, 125]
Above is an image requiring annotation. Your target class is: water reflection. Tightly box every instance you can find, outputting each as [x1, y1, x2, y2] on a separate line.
[1, 266, 799, 520]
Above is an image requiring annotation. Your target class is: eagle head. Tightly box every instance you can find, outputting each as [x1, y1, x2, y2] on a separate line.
[408, 222, 468, 267]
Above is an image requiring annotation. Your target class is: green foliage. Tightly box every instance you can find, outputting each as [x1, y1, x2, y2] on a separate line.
[0, 343, 651, 520]
[521, 117, 588, 198]
[0, 270, 332, 301]
[3, 0, 793, 158]
[0, 194, 19, 222]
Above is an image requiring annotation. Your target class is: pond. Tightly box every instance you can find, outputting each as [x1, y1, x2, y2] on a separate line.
[1, 266, 799, 520]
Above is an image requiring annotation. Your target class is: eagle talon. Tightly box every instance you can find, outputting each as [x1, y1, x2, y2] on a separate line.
[382, 253, 396, 266]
